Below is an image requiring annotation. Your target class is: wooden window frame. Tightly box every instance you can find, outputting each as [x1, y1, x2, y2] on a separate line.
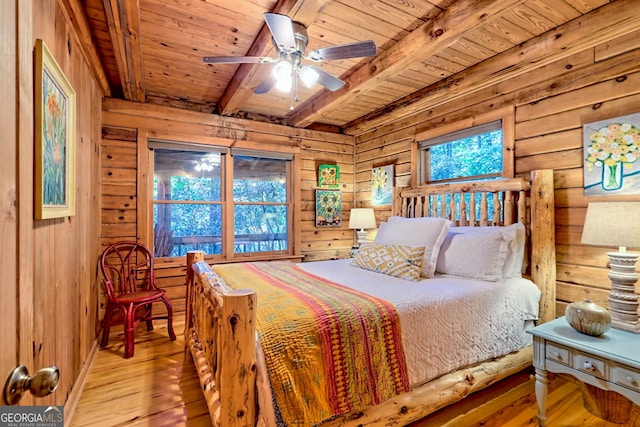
[137, 132, 302, 264]
[412, 106, 515, 187]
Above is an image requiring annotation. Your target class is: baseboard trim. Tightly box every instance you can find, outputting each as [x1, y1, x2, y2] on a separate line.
[64, 340, 99, 427]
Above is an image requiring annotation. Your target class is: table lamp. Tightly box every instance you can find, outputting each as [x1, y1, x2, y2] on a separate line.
[581, 202, 640, 333]
[348, 208, 376, 247]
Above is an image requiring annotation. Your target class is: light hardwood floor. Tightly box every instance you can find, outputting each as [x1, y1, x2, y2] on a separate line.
[70, 316, 640, 427]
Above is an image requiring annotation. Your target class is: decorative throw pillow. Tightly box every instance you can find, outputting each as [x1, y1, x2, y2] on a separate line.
[374, 216, 451, 278]
[351, 243, 425, 281]
[435, 229, 510, 281]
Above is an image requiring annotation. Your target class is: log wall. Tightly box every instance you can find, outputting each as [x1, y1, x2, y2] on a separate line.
[100, 99, 355, 314]
[352, 19, 640, 316]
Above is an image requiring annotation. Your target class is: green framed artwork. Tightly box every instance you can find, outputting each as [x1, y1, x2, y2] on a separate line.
[315, 190, 342, 227]
[35, 39, 76, 219]
[318, 164, 340, 188]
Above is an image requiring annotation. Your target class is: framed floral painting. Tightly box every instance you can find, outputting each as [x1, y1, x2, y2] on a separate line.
[318, 164, 340, 188]
[315, 190, 342, 227]
[371, 164, 394, 206]
[35, 39, 76, 219]
[583, 113, 640, 196]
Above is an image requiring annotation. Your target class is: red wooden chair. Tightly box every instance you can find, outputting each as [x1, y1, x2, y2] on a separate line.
[100, 241, 176, 358]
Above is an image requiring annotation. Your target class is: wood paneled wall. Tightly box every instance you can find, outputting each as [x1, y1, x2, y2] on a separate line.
[352, 18, 640, 316]
[100, 99, 355, 314]
[0, 0, 103, 417]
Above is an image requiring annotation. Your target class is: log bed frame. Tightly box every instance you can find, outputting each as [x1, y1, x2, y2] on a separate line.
[184, 169, 556, 427]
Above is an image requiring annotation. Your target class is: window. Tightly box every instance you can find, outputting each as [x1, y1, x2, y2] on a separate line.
[151, 142, 294, 259]
[415, 113, 514, 221]
[418, 120, 505, 184]
[232, 153, 289, 254]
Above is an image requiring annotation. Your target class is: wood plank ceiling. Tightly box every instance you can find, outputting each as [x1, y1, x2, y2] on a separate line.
[79, 0, 624, 134]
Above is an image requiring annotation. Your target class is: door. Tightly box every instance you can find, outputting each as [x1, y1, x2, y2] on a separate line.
[0, 0, 20, 404]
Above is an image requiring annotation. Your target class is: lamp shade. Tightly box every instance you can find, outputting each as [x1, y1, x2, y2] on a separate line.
[581, 202, 640, 250]
[348, 208, 376, 230]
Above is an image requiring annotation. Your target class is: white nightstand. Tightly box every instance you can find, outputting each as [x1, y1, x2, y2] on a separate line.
[528, 316, 640, 426]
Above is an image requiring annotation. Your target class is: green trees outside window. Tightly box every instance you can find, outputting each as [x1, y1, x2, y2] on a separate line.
[153, 149, 290, 258]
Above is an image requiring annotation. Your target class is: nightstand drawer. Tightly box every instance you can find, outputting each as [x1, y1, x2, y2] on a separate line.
[574, 353, 606, 380]
[546, 342, 570, 365]
[612, 365, 640, 392]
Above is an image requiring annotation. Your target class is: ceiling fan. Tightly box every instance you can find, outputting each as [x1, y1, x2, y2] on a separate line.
[203, 13, 376, 108]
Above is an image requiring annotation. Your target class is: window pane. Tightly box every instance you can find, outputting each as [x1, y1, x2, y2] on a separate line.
[430, 129, 502, 181]
[234, 205, 288, 253]
[233, 156, 286, 203]
[154, 149, 221, 201]
[153, 203, 222, 257]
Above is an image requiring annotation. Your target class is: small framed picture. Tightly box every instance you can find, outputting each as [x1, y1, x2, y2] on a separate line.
[315, 190, 342, 227]
[318, 164, 340, 188]
[371, 164, 394, 206]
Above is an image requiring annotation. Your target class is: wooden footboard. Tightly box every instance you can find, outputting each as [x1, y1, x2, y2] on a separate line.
[185, 251, 257, 427]
[184, 169, 556, 427]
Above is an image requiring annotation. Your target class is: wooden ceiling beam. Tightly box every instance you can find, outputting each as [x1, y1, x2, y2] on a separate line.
[217, 0, 332, 116]
[58, 0, 111, 95]
[344, 0, 640, 135]
[103, 0, 145, 102]
[289, 0, 527, 128]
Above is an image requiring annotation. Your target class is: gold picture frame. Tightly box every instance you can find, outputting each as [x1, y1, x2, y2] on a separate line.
[35, 39, 76, 219]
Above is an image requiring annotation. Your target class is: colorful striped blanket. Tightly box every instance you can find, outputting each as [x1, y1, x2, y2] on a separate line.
[213, 261, 410, 426]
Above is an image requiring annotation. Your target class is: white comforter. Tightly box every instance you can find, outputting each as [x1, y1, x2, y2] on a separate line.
[299, 259, 540, 387]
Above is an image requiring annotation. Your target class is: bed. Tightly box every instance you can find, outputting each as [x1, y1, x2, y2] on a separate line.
[184, 169, 556, 427]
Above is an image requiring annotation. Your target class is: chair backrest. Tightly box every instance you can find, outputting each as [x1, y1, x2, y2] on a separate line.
[100, 241, 157, 299]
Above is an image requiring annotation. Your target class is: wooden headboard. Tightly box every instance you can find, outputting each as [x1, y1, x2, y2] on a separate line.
[392, 169, 556, 323]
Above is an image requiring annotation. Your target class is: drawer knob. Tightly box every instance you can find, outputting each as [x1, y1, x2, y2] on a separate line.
[553, 351, 560, 357]
[583, 361, 596, 372]
[627, 375, 636, 384]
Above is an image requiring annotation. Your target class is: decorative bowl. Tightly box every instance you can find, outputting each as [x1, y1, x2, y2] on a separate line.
[565, 299, 611, 336]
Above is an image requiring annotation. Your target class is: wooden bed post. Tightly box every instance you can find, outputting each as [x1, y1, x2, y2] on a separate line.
[218, 288, 257, 427]
[186, 254, 258, 427]
[529, 169, 556, 324]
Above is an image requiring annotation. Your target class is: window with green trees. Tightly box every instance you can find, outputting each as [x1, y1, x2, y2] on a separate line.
[152, 146, 292, 259]
[419, 120, 503, 183]
[417, 120, 507, 220]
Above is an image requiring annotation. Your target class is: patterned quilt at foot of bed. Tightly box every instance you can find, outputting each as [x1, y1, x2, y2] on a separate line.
[213, 261, 410, 427]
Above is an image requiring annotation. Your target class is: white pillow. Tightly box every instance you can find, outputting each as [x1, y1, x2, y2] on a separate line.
[375, 216, 451, 278]
[374, 221, 388, 243]
[452, 223, 526, 278]
[436, 230, 510, 281]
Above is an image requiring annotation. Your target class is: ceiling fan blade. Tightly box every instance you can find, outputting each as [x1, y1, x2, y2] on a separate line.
[254, 77, 276, 94]
[311, 66, 345, 91]
[307, 40, 377, 62]
[203, 56, 274, 64]
[264, 13, 297, 52]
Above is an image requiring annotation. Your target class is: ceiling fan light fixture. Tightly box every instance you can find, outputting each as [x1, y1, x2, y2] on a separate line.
[299, 66, 319, 88]
[273, 61, 293, 91]
[275, 75, 292, 92]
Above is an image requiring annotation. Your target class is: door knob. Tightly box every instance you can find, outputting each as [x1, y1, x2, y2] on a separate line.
[3, 365, 60, 405]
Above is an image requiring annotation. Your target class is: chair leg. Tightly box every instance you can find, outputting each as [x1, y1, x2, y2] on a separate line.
[145, 303, 154, 331]
[123, 305, 136, 359]
[163, 296, 177, 341]
[100, 305, 115, 348]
